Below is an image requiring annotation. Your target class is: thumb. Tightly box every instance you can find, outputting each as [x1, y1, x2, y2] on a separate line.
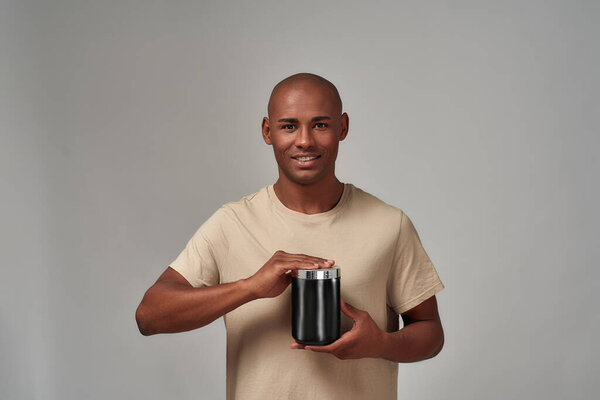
[340, 297, 361, 318]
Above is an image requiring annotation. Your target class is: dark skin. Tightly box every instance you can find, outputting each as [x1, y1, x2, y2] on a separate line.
[291, 296, 443, 362]
[261, 77, 349, 215]
[135, 251, 334, 335]
[136, 73, 444, 362]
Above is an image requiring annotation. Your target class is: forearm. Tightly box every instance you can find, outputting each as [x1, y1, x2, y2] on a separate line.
[378, 320, 444, 363]
[136, 278, 257, 336]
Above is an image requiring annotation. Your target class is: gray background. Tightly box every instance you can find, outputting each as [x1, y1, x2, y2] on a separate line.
[2, 0, 598, 399]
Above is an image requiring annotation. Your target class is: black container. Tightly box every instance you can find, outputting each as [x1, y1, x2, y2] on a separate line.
[291, 267, 340, 346]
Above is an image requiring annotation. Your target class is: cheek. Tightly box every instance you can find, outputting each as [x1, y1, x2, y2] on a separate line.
[271, 141, 290, 161]
[322, 139, 340, 154]
[271, 135, 291, 149]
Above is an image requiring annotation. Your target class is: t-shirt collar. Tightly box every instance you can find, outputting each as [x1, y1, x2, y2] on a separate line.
[266, 183, 352, 222]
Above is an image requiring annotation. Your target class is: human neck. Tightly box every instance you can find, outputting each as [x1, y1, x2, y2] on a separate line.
[272, 176, 344, 215]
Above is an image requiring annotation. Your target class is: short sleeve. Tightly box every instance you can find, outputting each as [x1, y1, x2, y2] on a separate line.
[168, 207, 229, 288]
[387, 211, 444, 314]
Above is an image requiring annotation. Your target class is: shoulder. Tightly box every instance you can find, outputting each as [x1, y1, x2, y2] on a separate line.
[347, 183, 406, 223]
[195, 186, 267, 242]
[216, 185, 270, 222]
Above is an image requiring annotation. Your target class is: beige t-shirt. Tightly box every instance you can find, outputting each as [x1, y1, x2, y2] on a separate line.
[169, 183, 444, 400]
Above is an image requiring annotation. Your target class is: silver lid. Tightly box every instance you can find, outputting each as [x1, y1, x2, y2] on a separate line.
[292, 267, 340, 280]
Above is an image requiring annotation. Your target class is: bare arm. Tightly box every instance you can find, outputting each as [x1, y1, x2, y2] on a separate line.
[380, 295, 444, 362]
[135, 267, 255, 335]
[293, 295, 443, 363]
[135, 251, 334, 336]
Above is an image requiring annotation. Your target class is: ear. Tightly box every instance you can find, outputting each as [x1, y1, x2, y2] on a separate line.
[262, 117, 272, 145]
[339, 112, 349, 141]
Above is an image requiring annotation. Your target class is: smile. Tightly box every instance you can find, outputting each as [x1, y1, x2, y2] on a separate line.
[294, 156, 319, 161]
[291, 155, 321, 167]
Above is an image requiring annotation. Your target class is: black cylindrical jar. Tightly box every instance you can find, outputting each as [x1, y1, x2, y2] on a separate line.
[291, 267, 340, 346]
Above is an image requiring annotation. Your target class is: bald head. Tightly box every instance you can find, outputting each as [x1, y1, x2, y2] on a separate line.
[267, 73, 342, 117]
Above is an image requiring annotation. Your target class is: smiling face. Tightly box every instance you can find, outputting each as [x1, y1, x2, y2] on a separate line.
[262, 82, 349, 186]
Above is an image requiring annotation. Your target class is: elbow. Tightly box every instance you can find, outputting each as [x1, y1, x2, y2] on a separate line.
[431, 332, 444, 358]
[428, 325, 445, 359]
[135, 304, 154, 336]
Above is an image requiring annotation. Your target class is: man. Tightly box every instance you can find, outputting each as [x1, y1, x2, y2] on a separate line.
[135, 73, 445, 400]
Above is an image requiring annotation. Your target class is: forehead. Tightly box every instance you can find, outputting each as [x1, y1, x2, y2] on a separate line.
[269, 84, 338, 118]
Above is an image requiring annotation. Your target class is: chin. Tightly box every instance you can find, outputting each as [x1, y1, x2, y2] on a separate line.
[290, 175, 316, 184]
[283, 171, 324, 186]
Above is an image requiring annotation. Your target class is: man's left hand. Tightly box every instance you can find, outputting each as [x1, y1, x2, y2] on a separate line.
[290, 297, 387, 360]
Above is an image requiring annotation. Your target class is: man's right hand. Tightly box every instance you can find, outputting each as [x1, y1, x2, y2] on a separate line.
[246, 250, 334, 299]
[135, 251, 334, 335]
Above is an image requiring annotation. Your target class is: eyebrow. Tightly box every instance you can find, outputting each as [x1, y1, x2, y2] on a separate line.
[277, 116, 331, 123]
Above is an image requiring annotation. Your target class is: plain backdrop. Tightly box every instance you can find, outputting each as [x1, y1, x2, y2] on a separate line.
[1, 1, 598, 399]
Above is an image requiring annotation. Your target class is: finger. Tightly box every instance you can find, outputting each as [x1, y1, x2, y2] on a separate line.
[292, 259, 335, 270]
[294, 253, 335, 263]
[305, 333, 352, 353]
[275, 252, 335, 269]
[289, 254, 335, 267]
[305, 256, 335, 268]
[304, 344, 338, 353]
[290, 341, 306, 350]
[286, 262, 318, 271]
[287, 261, 333, 271]
[276, 261, 317, 274]
[340, 297, 360, 319]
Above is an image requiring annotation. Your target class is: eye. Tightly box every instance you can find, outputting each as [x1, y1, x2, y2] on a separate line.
[281, 124, 295, 130]
[315, 122, 328, 129]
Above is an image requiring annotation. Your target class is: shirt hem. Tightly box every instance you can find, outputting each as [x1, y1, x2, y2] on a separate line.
[392, 281, 445, 314]
[168, 262, 211, 288]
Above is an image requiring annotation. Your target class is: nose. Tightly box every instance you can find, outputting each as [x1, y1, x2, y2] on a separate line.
[295, 125, 315, 148]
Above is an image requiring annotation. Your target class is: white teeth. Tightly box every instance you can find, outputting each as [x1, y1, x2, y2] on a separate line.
[295, 156, 318, 161]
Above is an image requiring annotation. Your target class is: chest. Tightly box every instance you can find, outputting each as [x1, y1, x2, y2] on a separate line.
[219, 220, 398, 313]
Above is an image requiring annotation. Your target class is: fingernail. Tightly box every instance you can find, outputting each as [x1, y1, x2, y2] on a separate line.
[328, 260, 335, 264]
